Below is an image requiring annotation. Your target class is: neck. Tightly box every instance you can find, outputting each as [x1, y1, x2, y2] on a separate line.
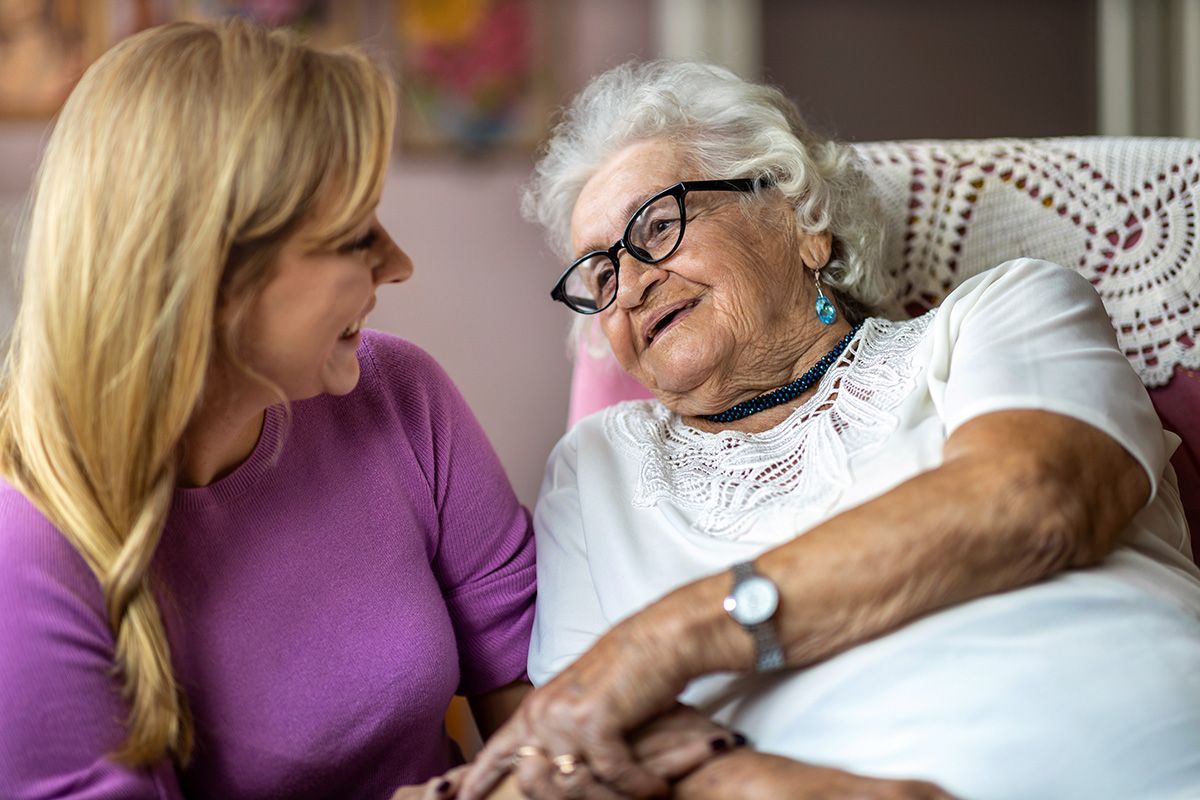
[681, 316, 855, 435]
[178, 374, 269, 488]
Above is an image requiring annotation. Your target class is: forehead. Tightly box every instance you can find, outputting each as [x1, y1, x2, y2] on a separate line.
[570, 139, 689, 253]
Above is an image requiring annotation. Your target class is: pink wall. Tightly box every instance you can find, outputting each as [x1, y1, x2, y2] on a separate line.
[374, 159, 574, 506]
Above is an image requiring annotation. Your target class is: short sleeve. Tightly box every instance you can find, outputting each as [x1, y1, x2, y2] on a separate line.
[527, 432, 610, 686]
[0, 490, 183, 799]
[363, 334, 536, 696]
[925, 259, 1169, 498]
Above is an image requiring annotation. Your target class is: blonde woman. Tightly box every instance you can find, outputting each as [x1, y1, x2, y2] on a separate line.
[0, 20, 544, 799]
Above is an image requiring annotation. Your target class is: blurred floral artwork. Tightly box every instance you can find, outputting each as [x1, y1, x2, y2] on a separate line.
[0, 0, 106, 117]
[395, 0, 552, 155]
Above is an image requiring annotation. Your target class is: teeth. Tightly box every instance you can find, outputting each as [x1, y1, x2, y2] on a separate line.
[653, 310, 678, 335]
[341, 319, 363, 338]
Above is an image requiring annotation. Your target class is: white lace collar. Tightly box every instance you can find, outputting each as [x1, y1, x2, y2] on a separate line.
[603, 314, 933, 538]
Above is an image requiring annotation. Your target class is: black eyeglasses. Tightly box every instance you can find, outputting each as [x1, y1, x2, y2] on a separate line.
[550, 178, 763, 314]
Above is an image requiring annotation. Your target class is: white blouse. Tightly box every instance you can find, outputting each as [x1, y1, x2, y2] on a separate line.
[530, 259, 1200, 799]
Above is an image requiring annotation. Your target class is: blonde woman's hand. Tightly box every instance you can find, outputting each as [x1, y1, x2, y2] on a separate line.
[390, 765, 470, 800]
[627, 704, 744, 782]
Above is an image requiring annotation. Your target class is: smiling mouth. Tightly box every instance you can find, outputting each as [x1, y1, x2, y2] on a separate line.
[646, 299, 699, 345]
[340, 298, 376, 340]
[340, 318, 364, 339]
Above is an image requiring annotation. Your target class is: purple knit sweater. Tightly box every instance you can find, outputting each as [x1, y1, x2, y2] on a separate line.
[0, 331, 536, 799]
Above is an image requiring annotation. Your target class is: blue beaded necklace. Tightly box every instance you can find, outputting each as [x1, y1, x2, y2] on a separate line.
[699, 323, 862, 423]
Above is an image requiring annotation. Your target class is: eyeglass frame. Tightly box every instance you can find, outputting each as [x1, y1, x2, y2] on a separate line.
[549, 177, 766, 314]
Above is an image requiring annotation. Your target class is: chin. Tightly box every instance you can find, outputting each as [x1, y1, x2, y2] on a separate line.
[640, 346, 718, 397]
[320, 356, 362, 397]
[325, 372, 361, 397]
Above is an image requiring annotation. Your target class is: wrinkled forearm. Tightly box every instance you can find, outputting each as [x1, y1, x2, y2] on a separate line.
[670, 748, 956, 800]
[670, 749, 769, 800]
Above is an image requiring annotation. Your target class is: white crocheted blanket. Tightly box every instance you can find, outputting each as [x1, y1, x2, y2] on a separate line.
[856, 138, 1200, 387]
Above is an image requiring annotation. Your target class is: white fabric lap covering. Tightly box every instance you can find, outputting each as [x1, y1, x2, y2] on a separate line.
[531, 260, 1200, 799]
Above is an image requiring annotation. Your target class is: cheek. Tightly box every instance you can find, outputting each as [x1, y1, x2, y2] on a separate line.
[715, 228, 801, 321]
[262, 269, 365, 337]
[236, 285, 346, 377]
[600, 314, 635, 364]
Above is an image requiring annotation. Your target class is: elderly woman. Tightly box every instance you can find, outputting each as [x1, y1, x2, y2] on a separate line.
[459, 62, 1200, 800]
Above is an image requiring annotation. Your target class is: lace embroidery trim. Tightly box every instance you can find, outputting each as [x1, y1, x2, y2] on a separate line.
[604, 314, 932, 539]
[855, 138, 1200, 387]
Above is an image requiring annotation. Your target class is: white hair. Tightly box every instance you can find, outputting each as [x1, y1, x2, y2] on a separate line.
[524, 60, 893, 338]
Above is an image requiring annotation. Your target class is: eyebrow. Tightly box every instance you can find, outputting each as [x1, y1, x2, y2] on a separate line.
[576, 191, 657, 255]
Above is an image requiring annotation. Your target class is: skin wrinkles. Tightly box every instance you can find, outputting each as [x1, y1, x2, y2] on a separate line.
[570, 139, 853, 431]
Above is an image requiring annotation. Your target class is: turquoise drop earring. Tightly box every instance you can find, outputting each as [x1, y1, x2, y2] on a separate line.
[814, 269, 837, 325]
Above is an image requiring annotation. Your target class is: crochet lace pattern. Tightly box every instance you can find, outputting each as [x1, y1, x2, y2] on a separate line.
[604, 313, 932, 539]
[856, 138, 1200, 387]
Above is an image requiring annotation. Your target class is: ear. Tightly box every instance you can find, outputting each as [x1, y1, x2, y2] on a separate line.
[798, 230, 832, 270]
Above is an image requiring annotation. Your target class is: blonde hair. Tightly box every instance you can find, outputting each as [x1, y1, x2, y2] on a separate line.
[0, 20, 394, 765]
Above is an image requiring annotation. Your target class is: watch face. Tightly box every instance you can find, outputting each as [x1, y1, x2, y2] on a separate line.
[728, 575, 779, 626]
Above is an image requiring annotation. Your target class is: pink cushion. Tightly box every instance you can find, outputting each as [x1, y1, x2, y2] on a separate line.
[1149, 368, 1200, 558]
[568, 345, 651, 427]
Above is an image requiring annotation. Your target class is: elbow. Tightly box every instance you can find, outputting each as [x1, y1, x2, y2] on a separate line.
[1002, 452, 1111, 575]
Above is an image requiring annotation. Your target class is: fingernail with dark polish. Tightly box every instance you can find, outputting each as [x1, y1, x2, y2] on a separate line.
[710, 736, 730, 752]
[732, 732, 749, 747]
[436, 780, 452, 794]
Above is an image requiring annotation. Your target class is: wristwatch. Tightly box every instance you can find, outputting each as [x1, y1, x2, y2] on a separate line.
[722, 560, 785, 672]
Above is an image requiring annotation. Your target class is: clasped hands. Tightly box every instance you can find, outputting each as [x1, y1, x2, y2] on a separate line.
[461, 614, 722, 799]
[399, 613, 956, 799]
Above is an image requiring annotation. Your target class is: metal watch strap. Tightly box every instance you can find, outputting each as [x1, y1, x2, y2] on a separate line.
[730, 562, 785, 672]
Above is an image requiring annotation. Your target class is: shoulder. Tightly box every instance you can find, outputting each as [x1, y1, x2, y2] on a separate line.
[922, 259, 1112, 355]
[353, 329, 466, 428]
[540, 400, 663, 490]
[0, 481, 88, 579]
[581, 398, 667, 454]
[941, 259, 1103, 317]
[0, 479, 99, 586]
[0, 480, 109, 644]
[359, 329, 455, 393]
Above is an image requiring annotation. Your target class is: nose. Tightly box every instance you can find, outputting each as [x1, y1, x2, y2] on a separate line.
[613, 255, 667, 309]
[373, 227, 413, 285]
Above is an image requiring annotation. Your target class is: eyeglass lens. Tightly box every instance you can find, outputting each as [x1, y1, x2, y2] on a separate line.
[561, 193, 684, 312]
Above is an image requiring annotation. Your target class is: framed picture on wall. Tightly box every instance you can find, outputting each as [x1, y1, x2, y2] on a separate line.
[393, 0, 557, 155]
[0, 0, 108, 118]
[0, 1, 367, 120]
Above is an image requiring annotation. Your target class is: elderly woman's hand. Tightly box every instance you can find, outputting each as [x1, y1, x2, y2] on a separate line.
[458, 622, 727, 800]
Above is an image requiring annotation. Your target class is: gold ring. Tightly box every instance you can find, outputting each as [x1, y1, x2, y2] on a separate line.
[552, 754, 582, 776]
[510, 745, 546, 768]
